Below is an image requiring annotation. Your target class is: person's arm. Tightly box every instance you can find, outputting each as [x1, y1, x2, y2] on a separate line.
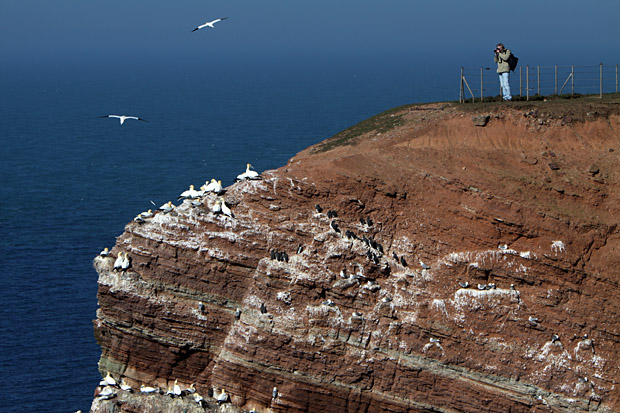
[497, 49, 511, 61]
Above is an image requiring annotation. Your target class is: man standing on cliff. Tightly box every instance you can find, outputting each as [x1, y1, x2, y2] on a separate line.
[494, 43, 512, 101]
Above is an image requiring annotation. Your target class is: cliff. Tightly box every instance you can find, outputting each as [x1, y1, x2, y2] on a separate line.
[92, 95, 620, 412]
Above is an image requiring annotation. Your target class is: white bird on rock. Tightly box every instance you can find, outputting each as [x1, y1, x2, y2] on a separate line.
[235, 163, 260, 181]
[211, 198, 222, 214]
[173, 379, 182, 397]
[113, 252, 123, 271]
[120, 379, 132, 392]
[103, 372, 117, 387]
[139, 209, 154, 219]
[219, 198, 234, 218]
[192, 17, 228, 32]
[121, 252, 131, 270]
[99, 115, 148, 125]
[140, 384, 159, 393]
[158, 201, 175, 214]
[216, 388, 229, 404]
[179, 185, 201, 200]
[100, 247, 110, 257]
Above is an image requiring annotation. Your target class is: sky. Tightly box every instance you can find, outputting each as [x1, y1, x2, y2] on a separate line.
[1, 0, 619, 73]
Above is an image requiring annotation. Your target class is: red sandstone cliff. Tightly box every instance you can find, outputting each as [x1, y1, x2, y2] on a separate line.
[92, 96, 620, 412]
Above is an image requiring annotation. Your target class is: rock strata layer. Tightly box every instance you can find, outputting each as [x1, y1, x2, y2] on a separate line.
[93, 99, 620, 412]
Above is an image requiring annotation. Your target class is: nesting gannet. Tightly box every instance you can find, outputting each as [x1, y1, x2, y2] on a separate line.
[99, 115, 148, 125]
[216, 389, 229, 404]
[528, 316, 539, 324]
[458, 281, 469, 288]
[211, 198, 222, 214]
[103, 372, 117, 386]
[120, 379, 132, 392]
[179, 185, 201, 200]
[100, 247, 110, 257]
[158, 201, 175, 213]
[220, 198, 234, 218]
[212, 180, 223, 194]
[187, 383, 196, 394]
[173, 379, 182, 397]
[190, 198, 202, 207]
[97, 386, 116, 399]
[235, 308, 241, 319]
[121, 252, 131, 271]
[139, 209, 154, 219]
[477, 284, 487, 290]
[235, 163, 260, 181]
[272, 387, 278, 399]
[140, 384, 159, 393]
[193, 392, 204, 405]
[198, 301, 205, 312]
[113, 252, 123, 271]
[419, 260, 429, 269]
[134, 214, 146, 224]
[192, 17, 228, 32]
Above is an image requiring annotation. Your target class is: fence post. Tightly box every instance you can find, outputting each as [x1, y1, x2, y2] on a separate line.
[555, 65, 558, 95]
[537, 65, 540, 96]
[460, 67, 464, 103]
[519, 65, 522, 97]
[526, 65, 530, 101]
[571, 64, 574, 96]
[616, 64, 618, 93]
[600, 62, 603, 98]
[480, 67, 484, 102]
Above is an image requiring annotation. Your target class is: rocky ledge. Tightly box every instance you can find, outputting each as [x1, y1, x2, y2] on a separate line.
[92, 97, 620, 412]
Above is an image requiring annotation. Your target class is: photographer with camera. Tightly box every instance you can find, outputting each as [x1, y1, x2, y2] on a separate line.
[494, 43, 513, 101]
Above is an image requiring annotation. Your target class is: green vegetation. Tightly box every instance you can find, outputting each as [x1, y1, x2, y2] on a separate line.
[312, 104, 411, 153]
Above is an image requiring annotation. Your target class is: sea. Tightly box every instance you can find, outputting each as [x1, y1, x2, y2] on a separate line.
[0, 51, 456, 412]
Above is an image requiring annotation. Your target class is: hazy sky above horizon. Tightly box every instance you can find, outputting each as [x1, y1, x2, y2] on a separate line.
[1, 1, 619, 71]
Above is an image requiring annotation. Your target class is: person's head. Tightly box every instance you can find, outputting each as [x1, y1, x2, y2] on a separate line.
[496, 43, 505, 51]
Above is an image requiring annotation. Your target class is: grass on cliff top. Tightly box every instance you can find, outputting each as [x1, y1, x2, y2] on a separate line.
[311, 104, 412, 153]
[458, 92, 620, 115]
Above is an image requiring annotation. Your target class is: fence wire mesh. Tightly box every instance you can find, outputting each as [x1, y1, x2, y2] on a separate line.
[459, 64, 618, 102]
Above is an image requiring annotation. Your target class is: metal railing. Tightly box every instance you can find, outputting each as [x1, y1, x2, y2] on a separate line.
[459, 63, 618, 102]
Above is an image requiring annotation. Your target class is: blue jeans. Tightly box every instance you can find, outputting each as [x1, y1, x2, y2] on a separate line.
[499, 72, 512, 100]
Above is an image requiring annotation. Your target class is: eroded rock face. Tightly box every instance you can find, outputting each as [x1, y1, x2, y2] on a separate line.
[92, 102, 620, 412]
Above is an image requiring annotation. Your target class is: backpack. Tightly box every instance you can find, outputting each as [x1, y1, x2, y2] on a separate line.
[507, 54, 519, 71]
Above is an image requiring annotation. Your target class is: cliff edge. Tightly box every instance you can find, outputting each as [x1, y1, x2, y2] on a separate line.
[92, 96, 620, 412]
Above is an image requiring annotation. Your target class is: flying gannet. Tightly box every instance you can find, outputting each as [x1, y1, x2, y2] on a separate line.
[99, 115, 148, 125]
[235, 163, 260, 181]
[192, 17, 228, 32]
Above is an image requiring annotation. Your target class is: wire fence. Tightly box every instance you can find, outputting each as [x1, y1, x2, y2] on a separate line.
[459, 63, 619, 102]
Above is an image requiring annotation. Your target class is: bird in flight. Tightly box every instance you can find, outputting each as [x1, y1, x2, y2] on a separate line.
[192, 17, 228, 32]
[99, 115, 148, 125]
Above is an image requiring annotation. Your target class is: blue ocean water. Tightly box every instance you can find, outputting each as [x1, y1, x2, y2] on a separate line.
[0, 52, 455, 412]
